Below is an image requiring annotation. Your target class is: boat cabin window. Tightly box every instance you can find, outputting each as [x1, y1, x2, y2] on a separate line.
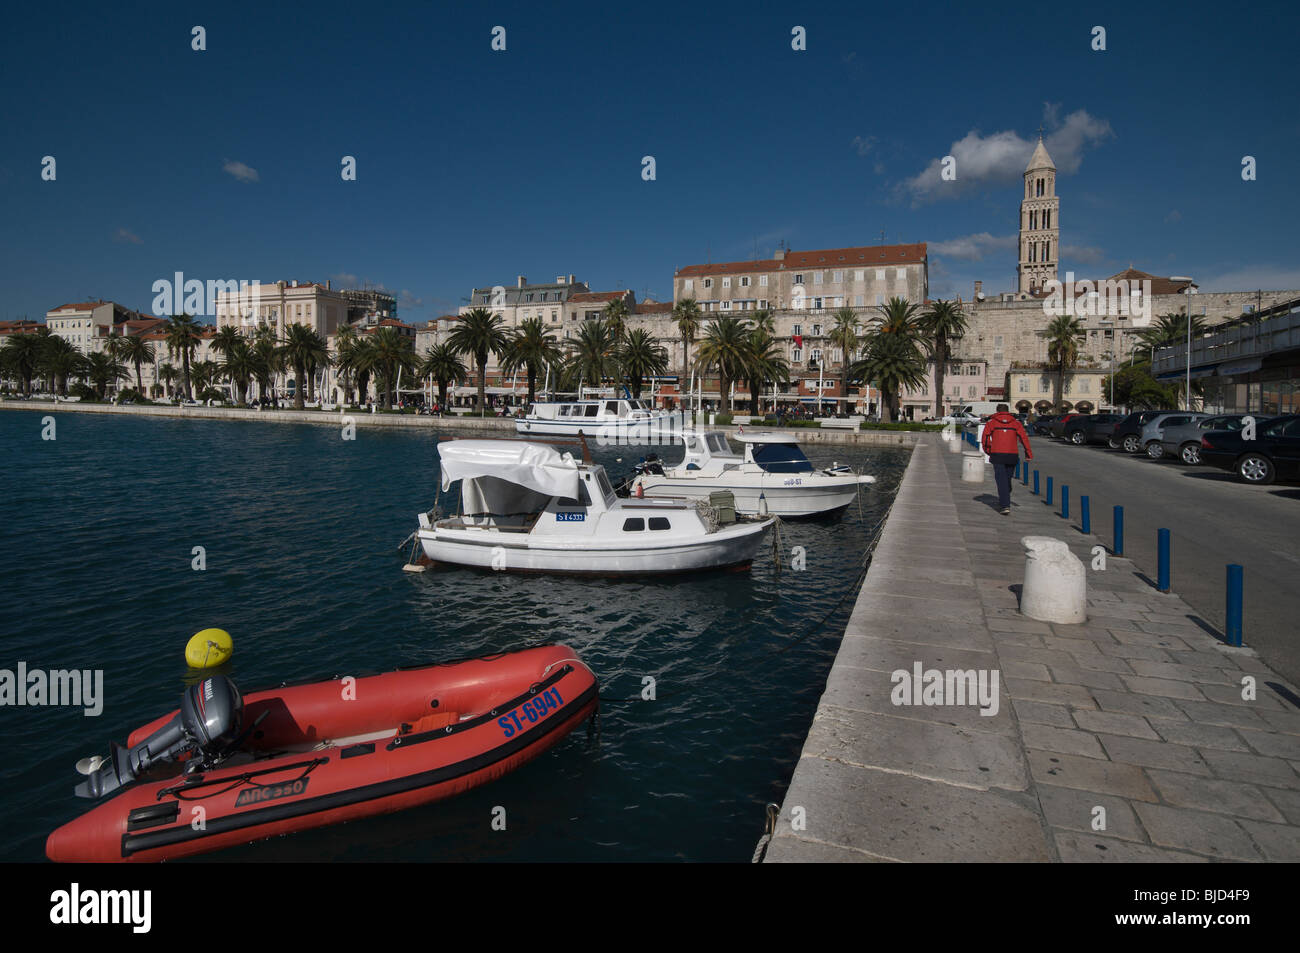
[648, 517, 671, 531]
[555, 482, 592, 507]
[751, 442, 813, 473]
[706, 433, 731, 454]
[605, 401, 621, 417]
[593, 469, 616, 505]
[558, 405, 571, 417]
[622, 518, 645, 532]
[584, 405, 599, 417]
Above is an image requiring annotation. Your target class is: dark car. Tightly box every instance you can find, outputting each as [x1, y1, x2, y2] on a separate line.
[1160, 414, 1266, 465]
[1063, 413, 1125, 446]
[1030, 414, 1060, 436]
[1050, 413, 1085, 439]
[1110, 410, 1176, 453]
[1199, 414, 1300, 485]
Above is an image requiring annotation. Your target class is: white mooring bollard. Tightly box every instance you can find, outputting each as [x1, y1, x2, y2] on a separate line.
[961, 451, 984, 482]
[947, 430, 963, 453]
[1020, 536, 1087, 624]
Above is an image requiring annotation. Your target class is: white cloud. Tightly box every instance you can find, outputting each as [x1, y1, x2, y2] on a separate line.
[113, 227, 142, 245]
[851, 135, 877, 157]
[331, 272, 359, 286]
[222, 159, 260, 183]
[929, 232, 1017, 262]
[1199, 265, 1300, 292]
[1164, 210, 1182, 223]
[899, 107, 1113, 204]
[399, 289, 424, 309]
[1062, 244, 1107, 266]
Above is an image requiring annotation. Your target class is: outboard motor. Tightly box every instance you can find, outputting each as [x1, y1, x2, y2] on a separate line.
[74, 675, 243, 799]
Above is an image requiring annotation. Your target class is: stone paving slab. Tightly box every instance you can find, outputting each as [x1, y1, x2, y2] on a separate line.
[765, 433, 1300, 863]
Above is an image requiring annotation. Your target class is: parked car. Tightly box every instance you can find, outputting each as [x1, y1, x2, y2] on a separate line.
[1030, 414, 1061, 436]
[1063, 413, 1125, 445]
[1140, 412, 1213, 459]
[1049, 413, 1085, 439]
[1110, 410, 1176, 453]
[1160, 414, 1267, 465]
[1199, 415, 1300, 484]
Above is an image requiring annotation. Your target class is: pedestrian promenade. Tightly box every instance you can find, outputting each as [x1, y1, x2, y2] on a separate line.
[763, 434, 1300, 862]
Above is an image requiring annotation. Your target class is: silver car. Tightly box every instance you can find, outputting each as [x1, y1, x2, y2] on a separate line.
[1140, 412, 1212, 459]
[1160, 414, 1270, 464]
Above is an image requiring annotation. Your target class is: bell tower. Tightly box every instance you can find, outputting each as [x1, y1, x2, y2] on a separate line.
[1018, 135, 1059, 294]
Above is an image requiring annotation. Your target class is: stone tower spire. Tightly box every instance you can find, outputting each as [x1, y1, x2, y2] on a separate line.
[1018, 135, 1059, 294]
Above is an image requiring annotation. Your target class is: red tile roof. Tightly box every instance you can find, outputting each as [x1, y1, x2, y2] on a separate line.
[675, 243, 927, 279]
[49, 301, 108, 312]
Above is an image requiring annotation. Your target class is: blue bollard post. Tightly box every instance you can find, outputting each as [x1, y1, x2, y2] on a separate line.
[1157, 528, 1171, 592]
[1081, 495, 1091, 534]
[1113, 505, 1124, 555]
[1014, 460, 1020, 480]
[1022, 462, 1029, 485]
[1046, 476, 1054, 505]
[1062, 485, 1069, 520]
[1226, 565, 1244, 646]
[1033, 470, 1040, 495]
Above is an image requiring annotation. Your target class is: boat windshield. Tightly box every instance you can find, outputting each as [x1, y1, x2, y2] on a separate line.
[706, 433, 732, 455]
[751, 442, 813, 473]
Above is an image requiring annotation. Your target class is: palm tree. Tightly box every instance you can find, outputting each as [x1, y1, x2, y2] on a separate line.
[672, 297, 702, 393]
[278, 324, 330, 409]
[1044, 314, 1085, 411]
[83, 351, 127, 399]
[617, 328, 669, 400]
[565, 318, 619, 396]
[695, 316, 751, 413]
[37, 335, 81, 396]
[850, 298, 928, 421]
[750, 308, 776, 335]
[417, 343, 468, 410]
[828, 307, 861, 412]
[116, 334, 155, 394]
[919, 299, 968, 418]
[1135, 312, 1209, 356]
[191, 359, 220, 396]
[0, 333, 43, 394]
[366, 327, 416, 408]
[222, 338, 256, 404]
[447, 308, 509, 414]
[159, 363, 178, 398]
[602, 297, 630, 343]
[164, 314, 202, 399]
[211, 326, 243, 363]
[333, 325, 359, 404]
[251, 333, 280, 405]
[502, 318, 563, 406]
[743, 327, 790, 415]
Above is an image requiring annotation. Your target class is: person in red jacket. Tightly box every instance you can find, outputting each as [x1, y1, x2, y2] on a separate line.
[981, 404, 1033, 515]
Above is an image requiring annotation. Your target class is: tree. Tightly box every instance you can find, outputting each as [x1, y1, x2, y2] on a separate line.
[1044, 314, 1085, 411]
[1104, 360, 1179, 410]
[38, 335, 82, 396]
[0, 333, 43, 394]
[828, 308, 861, 413]
[672, 297, 702, 393]
[116, 334, 155, 394]
[602, 297, 630, 343]
[447, 308, 509, 414]
[850, 298, 928, 421]
[743, 327, 790, 415]
[159, 363, 178, 398]
[164, 314, 202, 400]
[919, 299, 968, 417]
[211, 326, 243, 363]
[696, 315, 751, 412]
[365, 326, 416, 408]
[417, 343, 468, 410]
[502, 318, 562, 406]
[278, 324, 330, 409]
[222, 339, 257, 404]
[564, 318, 619, 395]
[750, 308, 776, 335]
[617, 328, 669, 400]
[83, 351, 127, 399]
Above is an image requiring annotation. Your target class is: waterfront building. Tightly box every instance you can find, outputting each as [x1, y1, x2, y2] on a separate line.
[45, 300, 143, 352]
[1006, 362, 1112, 415]
[214, 279, 350, 339]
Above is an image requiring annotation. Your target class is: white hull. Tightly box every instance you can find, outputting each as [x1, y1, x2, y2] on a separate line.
[636, 476, 862, 517]
[417, 520, 769, 574]
[515, 415, 682, 441]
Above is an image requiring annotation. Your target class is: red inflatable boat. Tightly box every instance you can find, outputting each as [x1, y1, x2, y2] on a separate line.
[46, 644, 598, 862]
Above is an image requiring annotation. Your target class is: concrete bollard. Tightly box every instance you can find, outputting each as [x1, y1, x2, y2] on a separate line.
[948, 429, 963, 453]
[961, 451, 984, 483]
[1020, 536, 1087, 624]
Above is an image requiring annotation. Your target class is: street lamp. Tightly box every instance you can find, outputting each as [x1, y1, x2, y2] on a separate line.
[1170, 276, 1196, 410]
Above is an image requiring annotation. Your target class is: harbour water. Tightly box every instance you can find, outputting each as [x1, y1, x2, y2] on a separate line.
[0, 411, 908, 862]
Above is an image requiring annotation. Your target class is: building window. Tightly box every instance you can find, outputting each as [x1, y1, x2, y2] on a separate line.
[896, 268, 906, 280]
[758, 299, 768, 309]
[854, 270, 864, 281]
[813, 299, 822, 311]
[812, 324, 822, 336]
[1019, 378, 1028, 393]
[792, 324, 802, 336]
[722, 277, 731, 288]
[969, 386, 977, 397]
[813, 272, 823, 285]
[703, 278, 713, 289]
[721, 301, 731, 310]
[740, 276, 750, 287]
[875, 294, 883, 306]
[793, 273, 804, 285]
[792, 349, 802, 362]
[833, 270, 843, 282]
[875, 269, 885, 281]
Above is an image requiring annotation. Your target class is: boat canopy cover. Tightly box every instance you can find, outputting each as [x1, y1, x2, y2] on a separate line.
[438, 440, 581, 499]
[748, 442, 813, 473]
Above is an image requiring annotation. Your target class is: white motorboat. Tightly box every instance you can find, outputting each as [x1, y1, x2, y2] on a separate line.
[414, 438, 772, 574]
[515, 398, 682, 442]
[629, 430, 875, 517]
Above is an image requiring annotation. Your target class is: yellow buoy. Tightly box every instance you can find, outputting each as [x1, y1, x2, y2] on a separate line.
[185, 628, 233, 668]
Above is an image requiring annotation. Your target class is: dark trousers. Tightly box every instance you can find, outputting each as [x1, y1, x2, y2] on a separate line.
[990, 453, 1019, 509]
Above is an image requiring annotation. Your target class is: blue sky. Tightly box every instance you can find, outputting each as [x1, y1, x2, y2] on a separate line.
[3, 0, 1298, 325]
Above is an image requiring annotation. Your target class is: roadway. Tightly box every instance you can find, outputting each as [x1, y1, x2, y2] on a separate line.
[1018, 433, 1300, 686]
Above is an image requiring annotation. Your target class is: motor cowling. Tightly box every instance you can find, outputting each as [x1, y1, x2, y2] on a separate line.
[75, 675, 243, 799]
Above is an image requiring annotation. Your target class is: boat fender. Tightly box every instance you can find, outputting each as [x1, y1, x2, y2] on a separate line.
[185, 629, 233, 669]
[635, 481, 644, 498]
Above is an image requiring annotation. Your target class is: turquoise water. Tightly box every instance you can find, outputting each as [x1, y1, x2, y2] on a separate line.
[0, 410, 908, 862]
